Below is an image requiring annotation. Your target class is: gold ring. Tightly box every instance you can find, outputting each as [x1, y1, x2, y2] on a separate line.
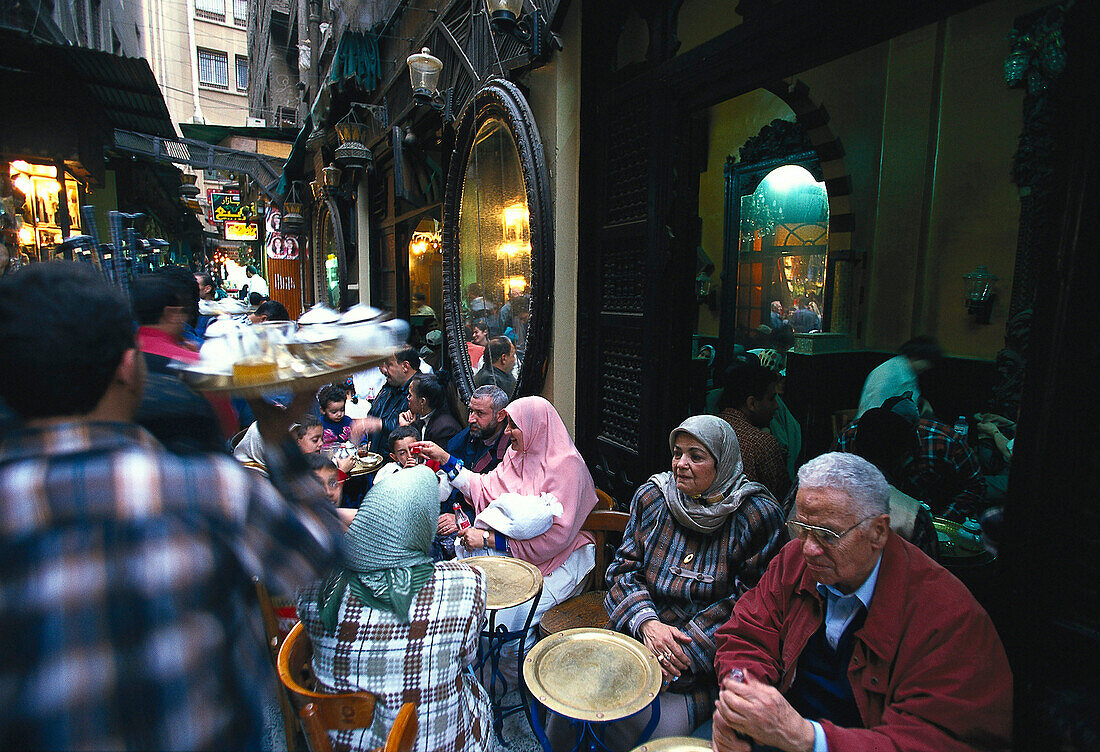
[656, 653, 665, 662]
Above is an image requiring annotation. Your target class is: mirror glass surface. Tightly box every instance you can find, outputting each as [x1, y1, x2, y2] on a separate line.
[456, 116, 531, 397]
[737, 164, 828, 332]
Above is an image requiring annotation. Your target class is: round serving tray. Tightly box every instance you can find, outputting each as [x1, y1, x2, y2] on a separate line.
[523, 627, 662, 723]
[464, 556, 543, 610]
[177, 353, 390, 399]
[346, 451, 384, 476]
[629, 738, 712, 752]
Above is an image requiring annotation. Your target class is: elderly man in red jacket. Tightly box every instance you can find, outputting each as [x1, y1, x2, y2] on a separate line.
[710, 452, 1011, 752]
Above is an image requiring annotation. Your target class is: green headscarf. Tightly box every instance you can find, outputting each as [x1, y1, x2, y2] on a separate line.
[318, 466, 437, 629]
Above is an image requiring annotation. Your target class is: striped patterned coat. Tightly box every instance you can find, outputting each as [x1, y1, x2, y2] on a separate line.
[604, 481, 785, 727]
[298, 562, 499, 752]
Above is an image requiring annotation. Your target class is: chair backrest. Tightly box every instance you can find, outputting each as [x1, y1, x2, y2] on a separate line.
[594, 488, 614, 511]
[582, 510, 629, 586]
[255, 579, 304, 752]
[278, 622, 378, 752]
[831, 408, 858, 442]
[382, 703, 418, 752]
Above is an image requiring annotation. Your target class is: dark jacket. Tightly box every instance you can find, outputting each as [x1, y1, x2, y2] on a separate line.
[366, 378, 411, 453]
[418, 410, 462, 448]
[473, 364, 516, 397]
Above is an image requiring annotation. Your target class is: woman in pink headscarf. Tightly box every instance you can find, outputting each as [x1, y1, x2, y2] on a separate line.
[413, 395, 599, 641]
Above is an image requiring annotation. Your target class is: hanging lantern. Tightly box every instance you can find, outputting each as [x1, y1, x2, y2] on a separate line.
[179, 172, 200, 199]
[282, 182, 306, 235]
[322, 164, 343, 190]
[487, 0, 524, 29]
[334, 107, 372, 170]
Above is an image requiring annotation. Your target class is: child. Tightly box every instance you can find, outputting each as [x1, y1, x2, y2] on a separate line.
[317, 383, 370, 448]
[292, 415, 324, 454]
[306, 452, 344, 505]
[373, 426, 421, 483]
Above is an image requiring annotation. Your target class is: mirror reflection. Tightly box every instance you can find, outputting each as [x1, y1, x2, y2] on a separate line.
[738, 164, 828, 332]
[457, 117, 532, 397]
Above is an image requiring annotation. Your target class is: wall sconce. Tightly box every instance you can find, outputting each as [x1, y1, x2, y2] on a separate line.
[322, 165, 343, 191]
[485, 0, 562, 64]
[407, 47, 452, 120]
[963, 265, 998, 324]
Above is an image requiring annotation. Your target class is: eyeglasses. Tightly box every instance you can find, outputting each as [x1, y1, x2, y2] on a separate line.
[786, 514, 878, 548]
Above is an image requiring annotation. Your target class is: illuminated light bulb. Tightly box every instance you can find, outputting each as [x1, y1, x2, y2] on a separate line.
[18, 226, 34, 245]
[13, 174, 32, 196]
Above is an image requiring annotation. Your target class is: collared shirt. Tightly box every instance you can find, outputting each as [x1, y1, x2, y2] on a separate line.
[836, 418, 986, 519]
[0, 421, 345, 750]
[807, 555, 883, 752]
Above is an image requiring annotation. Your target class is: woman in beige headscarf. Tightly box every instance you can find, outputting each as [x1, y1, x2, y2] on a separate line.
[603, 415, 786, 741]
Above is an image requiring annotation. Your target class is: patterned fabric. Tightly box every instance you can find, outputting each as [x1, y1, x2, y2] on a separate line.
[719, 408, 791, 501]
[604, 481, 785, 727]
[322, 414, 354, 447]
[836, 418, 986, 520]
[0, 421, 345, 750]
[297, 562, 499, 752]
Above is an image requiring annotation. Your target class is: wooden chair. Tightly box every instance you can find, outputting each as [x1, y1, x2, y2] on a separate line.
[594, 488, 614, 511]
[277, 621, 418, 752]
[255, 579, 303, 752]
[538, 509, 629, 638]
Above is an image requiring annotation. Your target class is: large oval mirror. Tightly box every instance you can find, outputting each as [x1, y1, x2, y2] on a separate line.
[442, 79, 552, 401]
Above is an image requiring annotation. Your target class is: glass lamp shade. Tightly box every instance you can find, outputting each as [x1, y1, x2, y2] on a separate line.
[322, 165, 342, 189]
[963, 265, 997, 304]
[487, 0, 523, 24]
[335, 121, 369, 146]
[407, 48, 443, 102]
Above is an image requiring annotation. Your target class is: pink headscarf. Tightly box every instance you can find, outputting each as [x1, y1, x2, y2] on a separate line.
[464, 396, 598, 576]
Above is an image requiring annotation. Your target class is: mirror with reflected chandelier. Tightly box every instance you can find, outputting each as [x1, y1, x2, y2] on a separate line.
[442, 79, 552, 401]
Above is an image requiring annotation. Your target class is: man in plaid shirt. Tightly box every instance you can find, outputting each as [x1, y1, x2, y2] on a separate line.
[835, 395, 985, 520]
[0, 265, 346, 750]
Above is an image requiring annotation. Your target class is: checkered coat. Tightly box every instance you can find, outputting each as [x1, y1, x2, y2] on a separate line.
[297, 562, 499, 752]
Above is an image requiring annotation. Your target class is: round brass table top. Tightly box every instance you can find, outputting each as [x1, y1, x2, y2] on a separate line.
[629, 737, 712, 752]
[523, 627, 662, 722]
[464, 556, 543, 610]
[932, 517, 992, 561]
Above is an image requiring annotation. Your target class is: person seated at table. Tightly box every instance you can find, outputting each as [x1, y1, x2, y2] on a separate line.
[399, 372, 462, 446]
[603, 416, 786, 742]
[413, 395, 599, 652]
[474, 337, 517, 398]
[235, 414, 328, 468]
[307, 451, 345, 506]
[373, 426, 421, 484]
[249, 299, 289, 325]
[707, 452, 1011, 752]
[718, 360, 790, 501]
[297, 467, 497, 752]
[318, 383, 375, 448]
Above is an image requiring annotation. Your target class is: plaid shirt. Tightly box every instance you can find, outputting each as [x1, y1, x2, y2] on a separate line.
[836, 418, 986, 520]
[297, 562, 498, 752]
[0, 421, 345, 750]
[604, 481, 785, 727]
[719, 408, 791, 501]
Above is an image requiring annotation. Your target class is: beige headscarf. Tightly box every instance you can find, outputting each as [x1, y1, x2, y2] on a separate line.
[650, 415, 775, 535]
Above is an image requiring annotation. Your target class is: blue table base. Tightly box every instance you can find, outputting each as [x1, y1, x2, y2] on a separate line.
[473, 587, 543, 744]
[528, 698, 661, 752]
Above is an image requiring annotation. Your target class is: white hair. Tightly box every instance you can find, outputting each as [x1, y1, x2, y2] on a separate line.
[471, 384, 509, 413]
[797, 452, 890, 517]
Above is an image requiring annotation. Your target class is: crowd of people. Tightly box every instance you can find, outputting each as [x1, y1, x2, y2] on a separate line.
[0, 263, 1013, 752]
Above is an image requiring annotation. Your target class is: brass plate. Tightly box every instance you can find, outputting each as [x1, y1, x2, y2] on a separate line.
[239, 460, 269, 476]
[177, 353, 391, 398]
[347, 452, 384, 476]
[629, 738, 712, 752]
[932, 517, 985, 559]
[523, 628, 662, 722]
[464, 556, 543, 610]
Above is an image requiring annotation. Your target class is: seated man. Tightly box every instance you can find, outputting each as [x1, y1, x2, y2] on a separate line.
[836, 394, 985, 520]
[249, 299, 290, 324]
[0, 264, 345, 749]
[709, 452, 1011, 752]
[434, 385, 511, 560]
[474, 335, 517, 397]
[718, 360, 790, 501]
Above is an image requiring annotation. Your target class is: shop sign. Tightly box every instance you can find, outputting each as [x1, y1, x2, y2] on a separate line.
[211, 192, 248, 222]
[225, 221, 258, 241]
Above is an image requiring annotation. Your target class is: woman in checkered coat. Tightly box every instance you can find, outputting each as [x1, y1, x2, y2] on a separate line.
[604, 415, 786, 739]
[298, 467, 499, 752]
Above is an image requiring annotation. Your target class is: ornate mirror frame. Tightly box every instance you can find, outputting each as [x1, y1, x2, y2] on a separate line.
[441, 78, 554, 401]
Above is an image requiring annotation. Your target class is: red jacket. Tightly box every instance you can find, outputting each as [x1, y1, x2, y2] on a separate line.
[714, 534, 1012, 751]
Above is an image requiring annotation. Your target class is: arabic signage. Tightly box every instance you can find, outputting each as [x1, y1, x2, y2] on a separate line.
[211, 192, 248, 222]
[224, 221, 258, 241]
